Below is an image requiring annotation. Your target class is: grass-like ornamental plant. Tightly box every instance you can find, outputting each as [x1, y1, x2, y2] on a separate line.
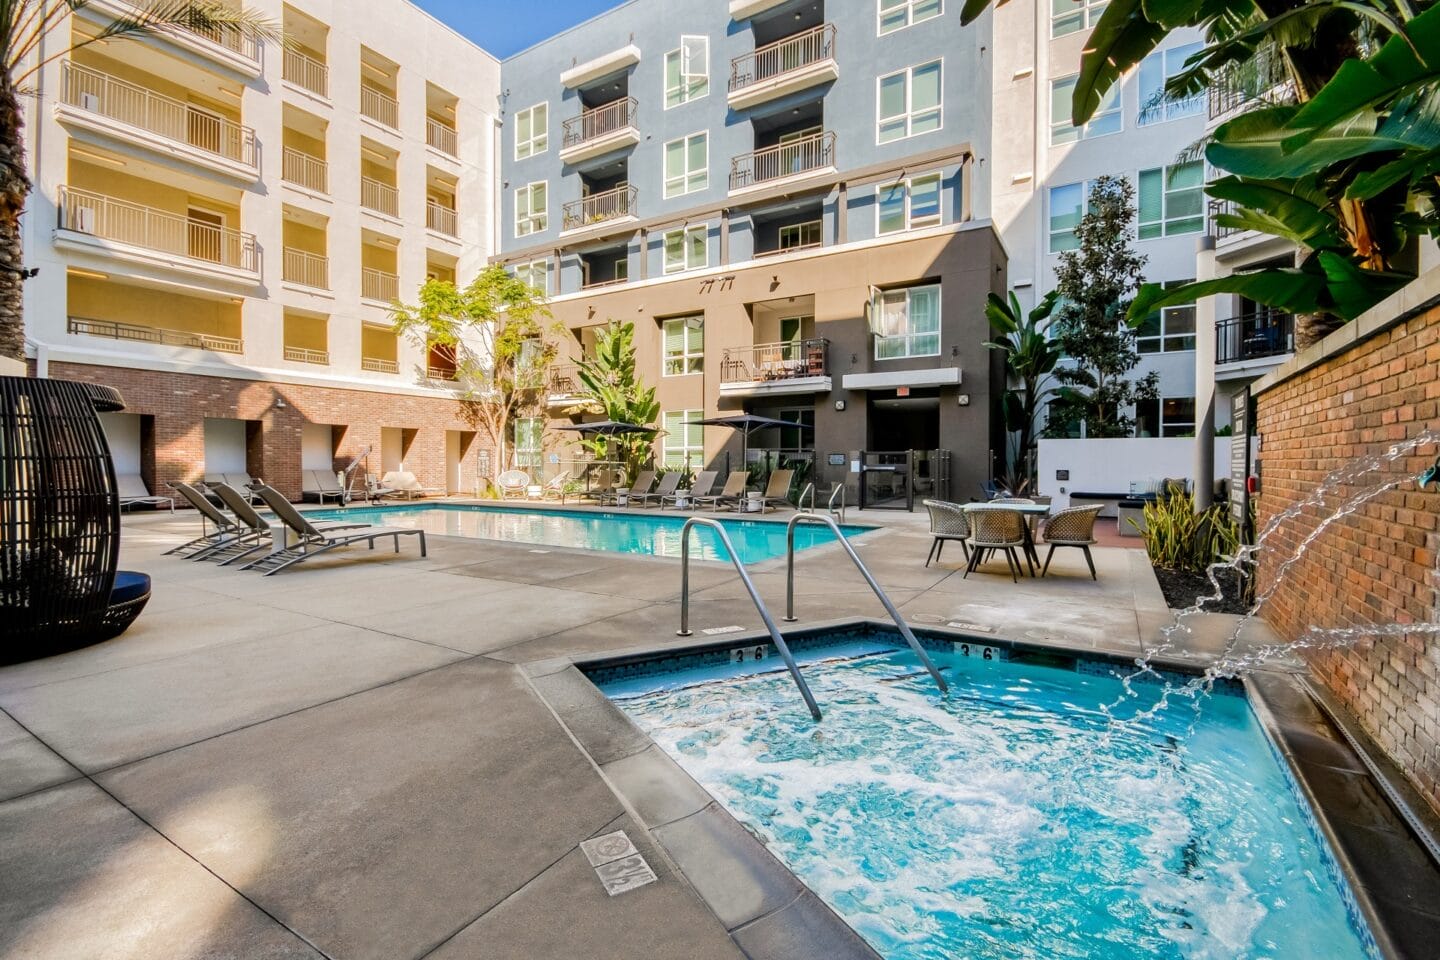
[1134, 490, 1242, 574]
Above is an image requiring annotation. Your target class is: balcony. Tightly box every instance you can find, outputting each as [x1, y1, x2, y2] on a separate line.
[362, 357, 399, 374]
[427, 365, 459, 382]
[729, 131, 835, 194]
[427, 117, 458, 157]
[427, 201, 458, 237]
[361, 177, 399, 217]
[1208, 46, 1294, 122]
[283, 345, 329, 365]
[283, 48, 329, 98]
[282, 248, 329, 290]
[56, 186, 260, 285]
[1216, 311, 1294, 369]
[719, 339, 830, 397]
[559, 98, 640, 165]
[728, 25, 838, 111]
[361, 85, 399, 130]
[83, 0, 261, 76]
[68, 315, 243, 354]
[58, 62, 258, 180]
[362, 267, 399, 302]
[282, 147, 328, 193]
[562, 184, 638, 233]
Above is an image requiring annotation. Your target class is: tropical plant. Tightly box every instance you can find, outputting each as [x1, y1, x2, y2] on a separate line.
[391, 266, 557, 473]
[572, 320, 659, 485]
[984, 289, 1061, 483]
[1135, 489, 1242, 574]
[0, 2, 279, 361]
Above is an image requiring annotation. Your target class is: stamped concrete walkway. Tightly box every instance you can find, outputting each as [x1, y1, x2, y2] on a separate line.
[0, 506, 1266, 960]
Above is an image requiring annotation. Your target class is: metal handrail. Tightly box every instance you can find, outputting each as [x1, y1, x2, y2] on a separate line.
[729, 131, 835, 190]
[798, 482, 815, 512]
[828, 483, 846, 523]
[783, 513, 948, 695]
[677, 517, 822, 721]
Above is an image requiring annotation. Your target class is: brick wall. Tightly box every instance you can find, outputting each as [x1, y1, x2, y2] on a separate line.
[1255, 304, 1440, 815]
[44, 362, 494, 501]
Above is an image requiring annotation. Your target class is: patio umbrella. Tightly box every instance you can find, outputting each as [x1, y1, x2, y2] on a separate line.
[688, 414, 810, 473]
[553, 420, 653, 436]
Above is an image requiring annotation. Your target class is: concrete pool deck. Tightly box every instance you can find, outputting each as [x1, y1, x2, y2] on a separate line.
[0, 504, 1357, 958]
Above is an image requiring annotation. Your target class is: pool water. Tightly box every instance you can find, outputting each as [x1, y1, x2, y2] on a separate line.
[304, 503, 868, 563]
[600, 636, 1376, 960]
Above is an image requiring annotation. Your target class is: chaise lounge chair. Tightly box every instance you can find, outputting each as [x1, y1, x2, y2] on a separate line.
[165, 482, 245, 557]
[694, 471, 749, 511]
[201, 483, 369, 566]
[664, 470, 716, 509]
[381, 470, 439, 500]
[756, 469, 795, 513]
[302, 469, 347, 504]
[242, 485, 427, 576]
[118, 474, 174, 512]
[540, 470, 571, 500]
[204, 473, 264, 504]
[604, 469, 653, 506]
[632, 471, 681, 507]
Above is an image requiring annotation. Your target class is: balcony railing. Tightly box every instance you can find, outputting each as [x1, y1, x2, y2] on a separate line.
[561, 97, 638, 149]
[61, 62, 257, 170]
[1208, 198, 1244, 239]
[58, 186, 259, 273]
[361, 84, 399, 128]
[548, 363, 585, 397]
[283, 47, 329, 97]
[1207, 47, 1294, 120]
[185, 19, 260, 63]
[361, 176, 399, 216]
[282, 147, 328, 193]
[427, 365, 459, 382]
[283, 345, 329, 365]
[562, 184, 638, 231]
[1216, 311, 1294, 365]
[68, 315, 243, 354]
[730, 131, 834, 190]
[362, 357, 399, 374]
[426, 116, 458, 156]
[282, 248, 329, 289]
[427, 201, 458, 236]
[720, 338, 828, 384]
[729, 24, 836, 92]
[362, 267, 399, 302]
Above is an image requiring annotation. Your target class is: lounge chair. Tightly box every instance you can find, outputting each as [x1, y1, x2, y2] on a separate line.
[242, 485, 427, 576]
[302, 469, 347, 504]
[540, 470, 571, 501]
[633, 471, 681, 507]
[963, 508, 1030, 583]
[923, 500, 970, 566]
[756, 469, 795, 513]
[665, 470, 716, 509]
[381, 470, 439, 500]
[204, 472, 263, 504]
[165, 482, 244, 557]
[118, 474, 174, 512]
[365, 473, 400, 501]
[614, 470, 655, 507]
[694, 471, 749, 511]
[496, 470, 530, 499]
[203, 483, 370, 565]
[1041, 504, 1104, 580]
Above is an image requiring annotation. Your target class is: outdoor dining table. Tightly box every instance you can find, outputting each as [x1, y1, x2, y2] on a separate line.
[963, 501, 1052, 576]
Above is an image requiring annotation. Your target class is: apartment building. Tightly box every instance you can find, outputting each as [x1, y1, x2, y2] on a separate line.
[495, 0, 1009, 503]
[21, 0, 499, 498]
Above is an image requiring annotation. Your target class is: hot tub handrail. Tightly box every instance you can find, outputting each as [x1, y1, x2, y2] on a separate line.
[783, 513, 948, 696]
[677, 516, 823, 721]
[828, 483, 845, 523]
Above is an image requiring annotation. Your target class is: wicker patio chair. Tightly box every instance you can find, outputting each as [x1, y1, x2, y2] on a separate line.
[963, 508, 1028, 583]
[1041, 504, 1104, 580]
[923, 500, 970, 567]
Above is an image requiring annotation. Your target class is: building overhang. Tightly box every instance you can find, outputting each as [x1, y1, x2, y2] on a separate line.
[80, 0, 263, 78]
[726, 61, 839, 112]
[841, 368, 961, 391]
[729, 0, 790, 19]
[719, 376, 832, 398]
[560, 45, 641, 89]
[728, 166, 837, 201]
[56, 106, 260, 184]
[1215, 354, 1291, 383]
[54, 229, 261, 290]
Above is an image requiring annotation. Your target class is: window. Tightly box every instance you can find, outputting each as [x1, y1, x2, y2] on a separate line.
[515, 416, 544, 469]
[662, 410, 704, 468]
[1139, 43, 1204, 125]
[1135, 397, 1196, 438]
[877, 60, 942, 144]
[515, 181, 547, 236]
[872, 284, 941, 360]
[665, 38, 709, 108]
[1137, 289, 1196, 353]
[662, 315, 704, 375]
[663, 225, 707, 273]
[776, 408, 815, 450]
[879, 0, 942, 35]
[663, 132, 708, 198]
[1138, 161, 1204, 239]
[513, 259, 547, 295]
[1047, 181, 1093, 253]
[514, 103, 547, 159]
[876, 172, 943, 235]
[1050, 75, 1120, 144]
[1052, 0, 1107, 38]
[779, 220, 822, 251]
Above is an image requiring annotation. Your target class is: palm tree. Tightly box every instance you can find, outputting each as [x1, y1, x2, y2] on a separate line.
[984, 290, 1061, 487]
[0, 1, 279, 361]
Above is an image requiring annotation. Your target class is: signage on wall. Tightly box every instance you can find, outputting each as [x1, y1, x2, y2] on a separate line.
[828, 453, 846, 466]
[896, 386, 911, 398]
[1230, 391, 1251, 527]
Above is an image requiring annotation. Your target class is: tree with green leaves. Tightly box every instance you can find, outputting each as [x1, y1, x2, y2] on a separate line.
[984, 289, 1061, 485]
[391, 266, 557, 476]
[1046, 176, 1159, 439]
[572, 320, 658, 485]
[0, 2, 279, 361]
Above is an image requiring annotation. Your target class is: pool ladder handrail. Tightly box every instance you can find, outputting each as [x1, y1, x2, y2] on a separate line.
[798, 482, 815, 513]
[797, 483, 846, 524]
[828, 483, 846, 524]
[677, 517, 823, 721]
[783, 513, 948, 696]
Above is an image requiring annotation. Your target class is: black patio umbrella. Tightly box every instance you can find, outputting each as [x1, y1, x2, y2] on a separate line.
[553, 420, 653, 436]
[688, 414, 810, 472]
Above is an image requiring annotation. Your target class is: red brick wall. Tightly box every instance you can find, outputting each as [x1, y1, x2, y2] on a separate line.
[44, 362, 495, 501]
[1255, 305, 1440, 815]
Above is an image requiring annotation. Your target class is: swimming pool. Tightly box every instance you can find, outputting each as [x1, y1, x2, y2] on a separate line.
[304, 502, 870, 563]
[597, 632, 1377, 960]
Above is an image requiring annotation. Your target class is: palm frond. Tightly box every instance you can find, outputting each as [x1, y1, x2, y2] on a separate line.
[85, 1, 280, 46]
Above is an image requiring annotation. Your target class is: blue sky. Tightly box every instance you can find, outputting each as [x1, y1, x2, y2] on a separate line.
[414, 0, 623, 58]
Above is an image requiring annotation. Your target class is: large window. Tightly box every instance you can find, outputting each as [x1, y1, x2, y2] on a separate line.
[663, 132, 708, 198]
[778, 220, 822, 251]
[1050, 75, 1120, 144]
[663, 225, 707, 274]
[1047, 181, 1092, 253]
[877, 60, 942, 144]
[776, 407, 815, 450]
[879, 0, 942, 35]
[1137, 285, 1196, 353]
[877, 172, 943, 235]
[514, 103, 547, 159]
[664, 37, 709, 108]
[515, 416, 544, 469]
[873, 284, 941, 360]
[662, 315, 704, 375]
[515, 181, 547, 236]
[513, 259, 547, 295]
[662, 410, 704, 468]
[1138, 161, 1204, 239]
[1052, 0, 1107, 38]
[1136, 397, 1196, 438]
[1139, 43, 1204, 125]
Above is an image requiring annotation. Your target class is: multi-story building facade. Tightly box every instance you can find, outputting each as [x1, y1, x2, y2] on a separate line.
[21, 0, 500, 498]
[495, 0, 1009, 502]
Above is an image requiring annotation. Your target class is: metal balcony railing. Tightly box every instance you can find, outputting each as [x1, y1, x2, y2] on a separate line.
[282, 147, 328, 193]
[1208, 198, 1243, 239]
[561, 97, 638, 149]
[426, 201, 458, 236]
[360, 176, 399, 216]
[720, 338, 828, 384]
[562, 184, 637, 231]
[362, 357, 399, 374]
[1216, 311, 1294, 365]
[283, 345, 329, 364]
[729, 24, 836, 92]
[282, 248, 329, 289]
[68, 315, 243, 353]
[426, 116, 458, 156]
[548, 362, 585, 396]
[58, 186, 259, 273]
[1207, 46, 1295, 120]
[730, 131, 834, 190]
[362, 267, 399, 302]
[361, 84, 399, 128]
[185, 19, 260, 62]
[283, 47, 329, 97]
[61, 61, 257, 169]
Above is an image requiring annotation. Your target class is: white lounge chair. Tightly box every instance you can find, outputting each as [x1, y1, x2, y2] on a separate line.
[243, 486, 427, 576]
[496, 470, 530, 499]
[118, 474, 174, 512]
[381, 470, 438, 500]
[540, 470, 571, 500]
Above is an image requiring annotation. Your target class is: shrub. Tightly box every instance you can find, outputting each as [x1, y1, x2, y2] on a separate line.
[1134, 490, 1240, 573]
